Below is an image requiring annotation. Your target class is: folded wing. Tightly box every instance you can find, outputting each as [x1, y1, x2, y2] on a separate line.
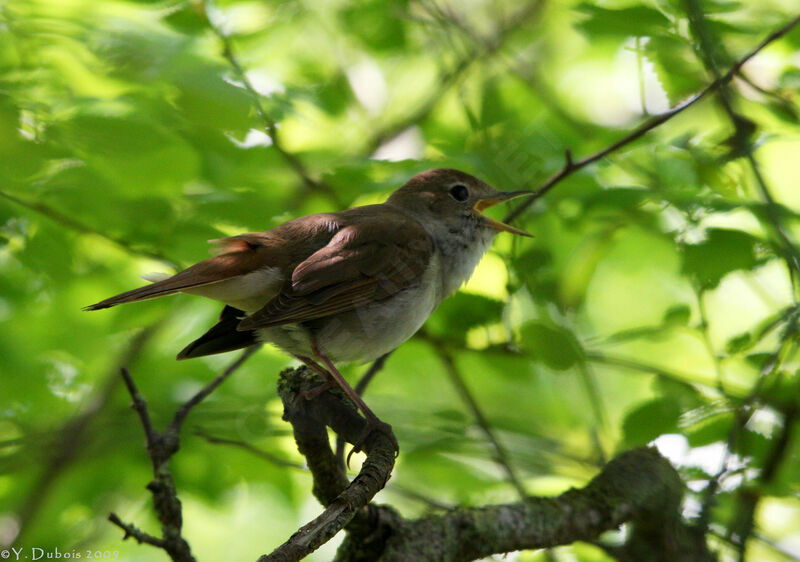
[238, 211, 433, 330]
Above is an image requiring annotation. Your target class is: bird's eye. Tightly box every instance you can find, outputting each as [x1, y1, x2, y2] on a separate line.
[449, 184, 469, 202]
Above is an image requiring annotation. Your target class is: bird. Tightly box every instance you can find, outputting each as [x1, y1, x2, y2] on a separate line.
[86, 169, 532, 453]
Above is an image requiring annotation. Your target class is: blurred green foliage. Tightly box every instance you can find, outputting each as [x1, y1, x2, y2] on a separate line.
[1, 0, 799, 560]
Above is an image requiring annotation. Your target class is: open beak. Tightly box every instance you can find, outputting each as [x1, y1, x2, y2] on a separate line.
[472, 190, 534, 237]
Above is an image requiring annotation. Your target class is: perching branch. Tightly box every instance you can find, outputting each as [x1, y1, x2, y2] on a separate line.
[333, 447, 713, 561]
[270, 367, 712, 562]
[109, 346, 259, 562]
[258, 367, 397, 562]
[504, 13, 800, 224]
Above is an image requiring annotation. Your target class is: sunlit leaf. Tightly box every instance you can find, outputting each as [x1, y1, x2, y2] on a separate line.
[623, 397, 682, 446]
[519, 321, 584, 371]
[681, 228, 763, 290]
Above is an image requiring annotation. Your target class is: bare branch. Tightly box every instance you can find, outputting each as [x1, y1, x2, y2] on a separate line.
[111, 347, 257, 562]
[334, 447, 712, 561]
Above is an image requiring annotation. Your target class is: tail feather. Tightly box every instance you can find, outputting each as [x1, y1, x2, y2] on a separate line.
[84, 245, 272, 311]
[176, 306, 257, 360]
[83, 277, 205, 310]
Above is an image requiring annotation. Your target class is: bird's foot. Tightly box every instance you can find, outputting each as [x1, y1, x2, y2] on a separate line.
[346, 416, 399, 468]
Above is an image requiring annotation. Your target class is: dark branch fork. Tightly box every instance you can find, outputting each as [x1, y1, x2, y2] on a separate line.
[108, 346, 260, 562]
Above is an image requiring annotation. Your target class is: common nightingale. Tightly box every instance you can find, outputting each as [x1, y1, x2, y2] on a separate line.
[86, 169, 532, 451]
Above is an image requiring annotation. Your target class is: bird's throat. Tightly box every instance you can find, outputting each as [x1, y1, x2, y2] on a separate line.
[432, 222, 496, 297]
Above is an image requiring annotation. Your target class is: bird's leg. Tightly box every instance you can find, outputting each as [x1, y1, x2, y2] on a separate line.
[309, 342, 399, 463]
[294, 355, 335, 402]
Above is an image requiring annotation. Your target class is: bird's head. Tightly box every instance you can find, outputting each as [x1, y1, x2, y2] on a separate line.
[387, 169, 533, 237]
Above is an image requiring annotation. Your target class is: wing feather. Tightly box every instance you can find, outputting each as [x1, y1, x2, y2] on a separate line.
[238, 212, 433, 330]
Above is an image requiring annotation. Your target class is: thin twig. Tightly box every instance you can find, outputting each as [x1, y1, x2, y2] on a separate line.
[169, 345, 260, 433]
[120, 367, 156, 446]
[424, 334, 528, 500]
[194, 429, 305, 470]
[504, 13, 800, 224]
[0, 189, 180, 269]
[113, 367, 195, 562]
[107, 514, 165, 548]
[202, 9, 343, 207]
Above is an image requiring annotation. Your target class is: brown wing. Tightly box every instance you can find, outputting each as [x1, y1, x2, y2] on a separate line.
[83, 214, 342, 311]
[237, 211, 433, 330]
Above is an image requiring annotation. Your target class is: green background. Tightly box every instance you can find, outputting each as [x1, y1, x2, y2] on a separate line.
[1, 0, 800, 560]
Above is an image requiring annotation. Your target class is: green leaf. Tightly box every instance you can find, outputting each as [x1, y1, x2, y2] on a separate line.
[653, 377, 704, 411]
[623, 397, 682, 446]
[681, 228, 762, 290]
[687, 413, 732, 447]
[427, 293, 504, 344]
[765, 98, 799, 125]
[644, 36, 706, 104]
[576, 4, 671, 37]
[726, 332, 753, 354]
[519, 321, 584, 371]
[340, 1, 408, 52]
[173, 64, 253, 133]
[663, 304, 691, 326]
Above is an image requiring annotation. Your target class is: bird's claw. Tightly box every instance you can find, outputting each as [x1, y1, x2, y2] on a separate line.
[346, 418, 399, 468]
